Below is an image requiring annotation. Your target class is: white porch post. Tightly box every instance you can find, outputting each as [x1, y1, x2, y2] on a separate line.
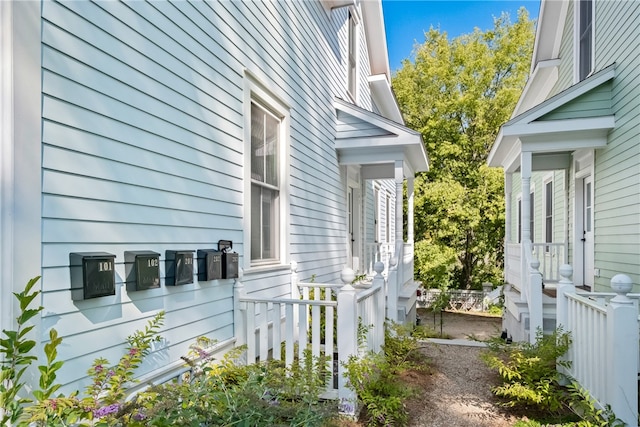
[606, 274, 639, 426]
[521, 152, 532, 244]
[407, 176, 414, 244]
[337, 269, 358, 415]
[504, 173, 512, 243]
[394, 160, 404, 243]
[520, 152, 532, 305]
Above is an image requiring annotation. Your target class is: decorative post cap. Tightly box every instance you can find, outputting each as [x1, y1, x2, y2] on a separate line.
[290, 260, 298, 272]
[559, 264, 573, 282]
[530, 259, 540, 271]
[373, 261, 384, 276]
[611, 274, 633, 294]
[341, 267, 355, 285]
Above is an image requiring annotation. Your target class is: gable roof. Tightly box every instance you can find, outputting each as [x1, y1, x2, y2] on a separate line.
[334, 98, 429, 177]
[488, 64, 616, 171]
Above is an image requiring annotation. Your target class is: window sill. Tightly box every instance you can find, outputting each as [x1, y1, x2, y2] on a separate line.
[243, 263, 291, 276]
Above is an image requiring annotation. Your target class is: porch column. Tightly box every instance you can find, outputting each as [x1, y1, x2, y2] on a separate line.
[521, 152, 532, 244]
[504, 173, 512, 243]
[394, 160, 403, 243]
[520, 152, 532, 304]
[407, 176, 414, 243]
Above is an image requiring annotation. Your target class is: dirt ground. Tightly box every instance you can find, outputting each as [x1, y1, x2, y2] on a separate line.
[418, 308, 503, 341]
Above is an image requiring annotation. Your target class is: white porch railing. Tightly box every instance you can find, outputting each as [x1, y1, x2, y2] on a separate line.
[386, 240, 415, 322]
[233, 262, 386, 410]
[364, 242, 394, 276]
[556, 266, 639, 426]
[505, 242, 521, 289]
[505, 242, 567, 288]
[531, 243, 566, 282]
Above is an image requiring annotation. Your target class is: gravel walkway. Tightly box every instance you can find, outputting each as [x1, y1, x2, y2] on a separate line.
[407, 341, 519, 427]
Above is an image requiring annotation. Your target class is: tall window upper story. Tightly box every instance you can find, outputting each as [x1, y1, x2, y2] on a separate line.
[577, 0, 594, 81]
[245, 73, 290, 268]
[347, 8, 358, 99]
[544, 179, 553, 249]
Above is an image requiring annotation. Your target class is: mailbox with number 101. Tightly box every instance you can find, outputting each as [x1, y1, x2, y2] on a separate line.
[70, 252, 117, 300]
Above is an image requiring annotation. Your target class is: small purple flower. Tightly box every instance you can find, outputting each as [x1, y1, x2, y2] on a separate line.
[133, 411, 146, 421]
[93, 403, 121, 418]
[94, 364, 103, 373]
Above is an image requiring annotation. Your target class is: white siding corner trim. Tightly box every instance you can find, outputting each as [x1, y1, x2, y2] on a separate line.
[0, 1, 43, 334]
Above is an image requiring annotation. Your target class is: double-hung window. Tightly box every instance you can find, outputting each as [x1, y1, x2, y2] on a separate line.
[251, 101, 280, 262]
[577, 0, 593, 81]
[244, 73, 290, 268]
[347, 9, 358, 99]
[544, 180, 553, 249]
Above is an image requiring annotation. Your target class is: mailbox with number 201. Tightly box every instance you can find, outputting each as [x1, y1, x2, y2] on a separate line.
[165, 250, 195, 286]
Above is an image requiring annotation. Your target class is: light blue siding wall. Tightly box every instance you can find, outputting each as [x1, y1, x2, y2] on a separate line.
[41, 0, 375, 392]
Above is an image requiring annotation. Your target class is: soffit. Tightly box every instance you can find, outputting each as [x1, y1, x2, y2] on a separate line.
[334, 98, 429, 176]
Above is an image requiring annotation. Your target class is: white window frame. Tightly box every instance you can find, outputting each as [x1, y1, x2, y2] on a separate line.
[516, 185, 535, 243]
[243, 71, 290, 270]
[517, 194, 522, 243]
[347, 7, 359, 101]
[543, 174, 554, 250]
[385, 191, 391, 243]
[530, 185, 535, 243]
[373, 184, 380, 243]
[574, 0, 595, 82]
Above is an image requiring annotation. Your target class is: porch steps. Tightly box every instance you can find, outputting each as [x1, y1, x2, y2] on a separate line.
[503, 286, 558, 341]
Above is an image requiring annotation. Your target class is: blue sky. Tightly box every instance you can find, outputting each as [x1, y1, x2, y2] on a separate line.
[382, 0, 541, 72]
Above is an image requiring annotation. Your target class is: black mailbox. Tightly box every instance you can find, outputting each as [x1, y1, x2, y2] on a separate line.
[218, 240, 239, 279]
[165, 250, 194, 286]
[125, 251, 161, 291]
[70, 252, 117, 300]
[222, 252, 239, 279]
[197, 249, 222, 281]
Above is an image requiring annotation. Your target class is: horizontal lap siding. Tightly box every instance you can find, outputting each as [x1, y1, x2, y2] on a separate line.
[41, 0, 353, 392]
[593, 0, 640, 289]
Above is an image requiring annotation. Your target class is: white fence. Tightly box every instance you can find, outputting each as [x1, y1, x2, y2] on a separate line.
[417, 289, 494, 312]
[556, 266, 638, 426]
[234, 263, 386, 408]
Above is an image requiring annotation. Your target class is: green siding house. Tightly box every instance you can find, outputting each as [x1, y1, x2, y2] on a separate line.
[488, 0, 639, 423]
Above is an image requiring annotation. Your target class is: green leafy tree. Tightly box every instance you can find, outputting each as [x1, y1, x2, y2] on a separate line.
[394, 9, 535, 289]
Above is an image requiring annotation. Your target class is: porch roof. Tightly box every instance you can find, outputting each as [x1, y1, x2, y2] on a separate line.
[333, 98, 429, 178]
[488, 64, 616, 173]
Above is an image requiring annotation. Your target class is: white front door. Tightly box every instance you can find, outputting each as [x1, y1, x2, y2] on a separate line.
[582, 175, 594, 288]
[348, 185, 361, 271]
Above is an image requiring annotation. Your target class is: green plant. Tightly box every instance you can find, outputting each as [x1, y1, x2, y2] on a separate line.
[482, 327, 572, 413]
[129, 346, 336, 426]
[0, 276, 45, 425]
[343, 322, 430, 426]
[383, 321, 426, 371]
[343, 351, 410, 427]
[566, 382, 624, 427]
[24, 312, 165, 426]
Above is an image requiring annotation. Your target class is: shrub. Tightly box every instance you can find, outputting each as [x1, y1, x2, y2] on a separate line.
[343, 322, 428, 426]
[482, 327, 571, 413]
[128, 347, 335, 426]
